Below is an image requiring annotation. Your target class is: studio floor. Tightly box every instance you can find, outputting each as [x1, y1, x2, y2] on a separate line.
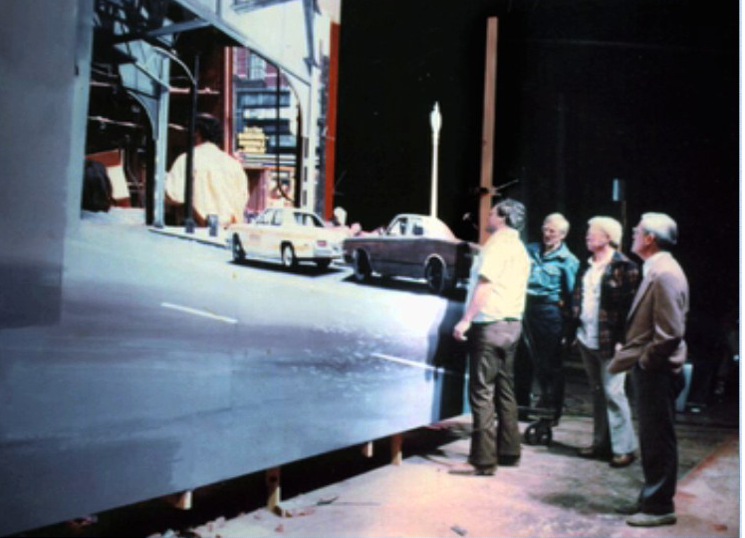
[179, 408, 739, 538]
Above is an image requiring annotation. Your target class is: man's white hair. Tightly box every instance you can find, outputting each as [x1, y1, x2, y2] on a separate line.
[640, 212, 678, 249]
[588, 216, 623, 248]
[543, 212, 570, 235]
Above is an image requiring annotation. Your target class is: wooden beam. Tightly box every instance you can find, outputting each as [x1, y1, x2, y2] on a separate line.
[390, 434, 403, 466]
[266, 467, 281, 512]
[479, 17, 499, 245]
[170, 490, 193, 510]
[361, 441, 374, 458]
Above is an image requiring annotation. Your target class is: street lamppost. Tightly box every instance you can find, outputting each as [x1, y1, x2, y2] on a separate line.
[152, 47, 199, 234]
[429, 102, 441, 219]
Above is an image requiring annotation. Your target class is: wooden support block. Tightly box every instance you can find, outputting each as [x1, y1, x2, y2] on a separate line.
[390, 434, 403, 466]
[361, 441, 374, 458]
[265, 467, 281, 511]
[171, 490, 192, 510]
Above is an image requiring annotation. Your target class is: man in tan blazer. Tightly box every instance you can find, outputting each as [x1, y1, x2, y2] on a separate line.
[608, 212, 689, 527]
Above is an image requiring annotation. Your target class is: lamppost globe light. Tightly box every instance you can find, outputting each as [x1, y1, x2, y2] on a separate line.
[430, 102, 442, 135]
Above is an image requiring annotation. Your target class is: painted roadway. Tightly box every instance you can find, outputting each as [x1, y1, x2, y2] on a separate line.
[0, 212, 469, 536]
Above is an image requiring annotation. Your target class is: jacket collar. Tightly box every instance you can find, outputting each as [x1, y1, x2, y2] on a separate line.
[534, 241, 571, 260]
[627, 251, 672, 320]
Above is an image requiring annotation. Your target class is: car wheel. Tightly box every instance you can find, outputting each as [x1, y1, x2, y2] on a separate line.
[352, 250, 371, 282]
[281, 244, 298, 269]
[425, 258, 447, 295]
[232, 235, 245, 263]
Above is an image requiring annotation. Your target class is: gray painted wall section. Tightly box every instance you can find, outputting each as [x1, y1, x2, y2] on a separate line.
[0, 0, 92, 328]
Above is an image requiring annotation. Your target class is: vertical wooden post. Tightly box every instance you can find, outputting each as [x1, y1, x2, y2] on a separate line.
[266, 467, 281, 511]
[479, 17, 499, 245]
[361, 441, 374, 458]
[171, 490, 193, 510]
[390, 434, 403, 466]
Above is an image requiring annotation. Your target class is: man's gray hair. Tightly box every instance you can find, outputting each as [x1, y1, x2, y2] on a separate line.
[640, 212, 678, 249]
[495, 198, 526, 231]
[544, 212, 570, 235]
[588, 216, 623, 248]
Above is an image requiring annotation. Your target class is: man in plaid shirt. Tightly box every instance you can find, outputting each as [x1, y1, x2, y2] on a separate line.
[570, 216, 640, 468]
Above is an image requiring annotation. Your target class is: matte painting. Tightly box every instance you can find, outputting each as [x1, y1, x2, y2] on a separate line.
[0, 1, 469, 534]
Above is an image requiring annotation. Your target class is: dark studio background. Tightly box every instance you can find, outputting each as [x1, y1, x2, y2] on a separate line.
[334, 0, 740, 324]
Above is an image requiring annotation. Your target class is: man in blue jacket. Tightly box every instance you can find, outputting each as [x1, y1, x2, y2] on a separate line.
[516, 213, 579, 424]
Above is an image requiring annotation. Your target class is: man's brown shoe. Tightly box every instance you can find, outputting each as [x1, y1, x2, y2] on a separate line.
[448, 463, 496, 476]
[610, 453, 637, 468]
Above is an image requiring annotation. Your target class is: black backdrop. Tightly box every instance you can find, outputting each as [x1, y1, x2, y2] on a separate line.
[335, 0, 739, 321]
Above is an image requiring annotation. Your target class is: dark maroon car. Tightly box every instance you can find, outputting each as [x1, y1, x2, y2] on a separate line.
[342, 214, 477, 294]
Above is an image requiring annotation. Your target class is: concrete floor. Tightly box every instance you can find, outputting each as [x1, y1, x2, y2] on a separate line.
[178, 404, 739, 538]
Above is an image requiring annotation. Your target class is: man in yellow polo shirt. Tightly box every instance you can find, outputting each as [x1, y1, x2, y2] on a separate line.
[450, 198, 531, 475]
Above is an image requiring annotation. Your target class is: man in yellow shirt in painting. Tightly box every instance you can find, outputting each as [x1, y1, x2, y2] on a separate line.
[166, 113, 249, 228]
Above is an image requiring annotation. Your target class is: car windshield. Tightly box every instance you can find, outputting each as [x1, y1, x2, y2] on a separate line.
[293, 212, 324, 228]
[387, 218, 408, 236]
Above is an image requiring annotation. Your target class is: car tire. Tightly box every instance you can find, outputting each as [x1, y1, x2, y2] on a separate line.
[232, 235, 245, 263]
[352, 250, 372, 282]
[281, 244, 298, 269]
[425, 258, 448, 295]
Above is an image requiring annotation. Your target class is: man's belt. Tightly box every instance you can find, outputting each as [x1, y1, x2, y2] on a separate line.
[527, 295, 561, 305]
[474, 318, 522, 325]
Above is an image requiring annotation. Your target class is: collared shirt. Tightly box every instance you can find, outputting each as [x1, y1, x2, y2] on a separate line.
[577, 255, 613, 349]
[642, 251, 666, 278]
[466, 228, 531, 322]
[526, 242, 579, 306]
[570, 250, 641, 359]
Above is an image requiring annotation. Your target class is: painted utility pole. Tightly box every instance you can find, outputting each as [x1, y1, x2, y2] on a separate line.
[429, 102, 442, 219]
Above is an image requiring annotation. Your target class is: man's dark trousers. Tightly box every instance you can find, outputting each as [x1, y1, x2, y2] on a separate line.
[467, 321, 522, 468]
[522, 300, 565, 420]
[633, 364, 685, 514]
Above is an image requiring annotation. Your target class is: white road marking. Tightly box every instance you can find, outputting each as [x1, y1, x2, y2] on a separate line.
[161, 302, 239, 324]
[370, 352, 464, 377]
